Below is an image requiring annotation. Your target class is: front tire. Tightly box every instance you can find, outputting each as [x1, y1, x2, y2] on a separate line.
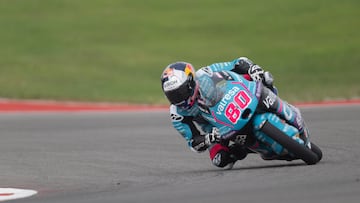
[261, 121, 319, 165]
[310, 142, 322, 162]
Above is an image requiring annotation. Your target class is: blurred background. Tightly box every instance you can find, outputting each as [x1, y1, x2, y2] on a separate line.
[0, 0, 359, 104]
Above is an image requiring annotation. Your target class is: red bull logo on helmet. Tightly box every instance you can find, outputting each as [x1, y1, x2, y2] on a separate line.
[184, 64, 194, 77]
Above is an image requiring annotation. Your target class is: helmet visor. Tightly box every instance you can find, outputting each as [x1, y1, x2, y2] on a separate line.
[165, 81, 193, 105]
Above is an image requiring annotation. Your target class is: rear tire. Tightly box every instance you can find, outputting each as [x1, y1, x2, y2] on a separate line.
[261, 121, 319, 165]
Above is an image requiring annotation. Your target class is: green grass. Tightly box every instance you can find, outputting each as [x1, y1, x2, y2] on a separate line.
[0, 0, 359, 104]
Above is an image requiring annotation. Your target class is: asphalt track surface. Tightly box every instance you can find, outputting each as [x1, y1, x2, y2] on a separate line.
[1, 104, 360, 203]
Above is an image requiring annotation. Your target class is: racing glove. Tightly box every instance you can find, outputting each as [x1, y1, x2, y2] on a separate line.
[204, 127, 220, 146]
[248, 64, 264, 82]
[248, 65, 277, 93]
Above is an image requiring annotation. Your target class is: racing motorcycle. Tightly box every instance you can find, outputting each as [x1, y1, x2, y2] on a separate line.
[197, 69, 322, 165]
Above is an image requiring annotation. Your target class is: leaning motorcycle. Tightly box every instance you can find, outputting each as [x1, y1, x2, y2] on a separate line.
[196, 69, 322, 165]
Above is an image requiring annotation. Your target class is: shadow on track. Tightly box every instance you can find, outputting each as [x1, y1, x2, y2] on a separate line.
[231, 162, 306, 171]
[164, 162, 308, 178]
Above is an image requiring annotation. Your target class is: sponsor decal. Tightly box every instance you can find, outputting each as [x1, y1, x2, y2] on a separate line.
[235, 134, 247, 145]
[263, 91, 277, 109]
[216, 86, 240, 115]
[163, 76, 180, 91]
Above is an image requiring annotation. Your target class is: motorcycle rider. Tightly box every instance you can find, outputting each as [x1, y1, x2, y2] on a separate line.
[160, 57, 309, 169]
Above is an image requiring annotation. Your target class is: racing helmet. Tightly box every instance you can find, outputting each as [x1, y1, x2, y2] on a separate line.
[161, 62, 199, 109]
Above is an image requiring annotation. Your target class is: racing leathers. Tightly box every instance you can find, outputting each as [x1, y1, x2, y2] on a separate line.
[168, 57, 308, 168]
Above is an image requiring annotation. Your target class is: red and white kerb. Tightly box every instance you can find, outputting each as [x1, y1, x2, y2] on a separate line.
[0, 188, 37, 201]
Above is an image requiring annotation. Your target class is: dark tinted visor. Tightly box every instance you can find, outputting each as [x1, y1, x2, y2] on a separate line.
[165, 82, 193, 105]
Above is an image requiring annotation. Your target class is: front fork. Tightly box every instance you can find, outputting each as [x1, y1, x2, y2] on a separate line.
[251, 113, 308, 156]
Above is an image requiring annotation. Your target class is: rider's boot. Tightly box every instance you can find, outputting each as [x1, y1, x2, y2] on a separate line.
[219, 144, 251, 170]
[209, 143, 241, 170]
[229, 144, 249, 160]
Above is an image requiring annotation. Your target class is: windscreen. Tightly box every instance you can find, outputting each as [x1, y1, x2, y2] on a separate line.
[197, 71, 228, 107]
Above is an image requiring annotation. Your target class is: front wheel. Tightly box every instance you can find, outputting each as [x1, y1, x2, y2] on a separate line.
[310, 142, 322, 162]
[261, 121, 320, 165]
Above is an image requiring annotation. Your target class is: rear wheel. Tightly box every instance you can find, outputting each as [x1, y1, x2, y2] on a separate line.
[261, 121, 320, 165]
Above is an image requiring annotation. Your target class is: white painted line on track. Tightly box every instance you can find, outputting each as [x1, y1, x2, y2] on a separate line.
[0, 188, 37, 202]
